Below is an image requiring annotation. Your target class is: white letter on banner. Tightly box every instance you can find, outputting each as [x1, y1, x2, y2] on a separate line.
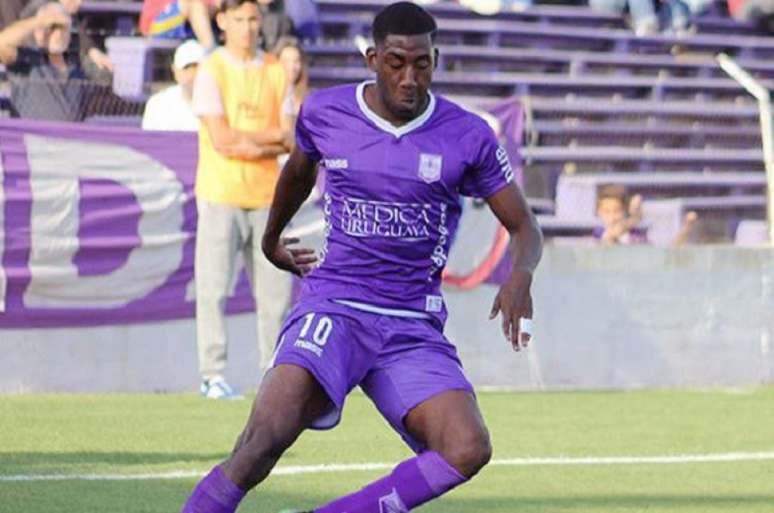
[23, 134, 188, 308]
[0, 152, 5, 312]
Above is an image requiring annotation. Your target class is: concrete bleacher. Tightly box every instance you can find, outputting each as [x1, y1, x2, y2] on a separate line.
[10, 0, 767, 243]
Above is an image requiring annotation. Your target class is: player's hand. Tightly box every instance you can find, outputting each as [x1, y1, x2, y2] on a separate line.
[489, 268, 534, 351]
[263, 236, 317, 277]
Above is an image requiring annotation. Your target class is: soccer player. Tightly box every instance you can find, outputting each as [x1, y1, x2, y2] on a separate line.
[180, 2, 543, 512]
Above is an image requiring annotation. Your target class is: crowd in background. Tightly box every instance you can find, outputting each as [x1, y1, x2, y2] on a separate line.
[0, 0, 768, 123]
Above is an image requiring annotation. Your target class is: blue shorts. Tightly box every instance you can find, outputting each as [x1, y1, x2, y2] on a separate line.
[272, 298, 474, 453]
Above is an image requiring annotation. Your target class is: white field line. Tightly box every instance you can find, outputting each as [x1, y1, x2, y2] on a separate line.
[2, 451, 774, 482]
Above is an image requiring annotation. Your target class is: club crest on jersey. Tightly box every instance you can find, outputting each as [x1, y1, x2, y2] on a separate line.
[379, 489, 408, 513]
[418, 153, 443, 184]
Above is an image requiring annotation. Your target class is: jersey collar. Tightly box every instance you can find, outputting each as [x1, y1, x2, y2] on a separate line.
[356, 81, 436, 138]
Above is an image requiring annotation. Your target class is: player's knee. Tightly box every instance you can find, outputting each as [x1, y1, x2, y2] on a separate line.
[442, 429, 492, 478]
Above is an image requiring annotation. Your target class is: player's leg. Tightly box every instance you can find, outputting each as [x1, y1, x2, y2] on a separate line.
[182, 300, 378, 513]
[180, 364, 330, 513]
[245, 207, 293, 376]
[404, 390, 491, 477]
[311, 320, 480, 513]
[195, 200, 244, 396]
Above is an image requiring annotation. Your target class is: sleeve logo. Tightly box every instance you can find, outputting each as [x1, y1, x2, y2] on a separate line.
[496, 146, 515, 183]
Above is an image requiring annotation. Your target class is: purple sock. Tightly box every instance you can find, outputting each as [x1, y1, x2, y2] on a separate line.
[315, 451, 467, 513]
[180, 466, 246, 513]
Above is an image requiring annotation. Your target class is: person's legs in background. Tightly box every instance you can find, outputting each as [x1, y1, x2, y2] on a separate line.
[246, 207, 293, 378]
[195, 200, 246, 399]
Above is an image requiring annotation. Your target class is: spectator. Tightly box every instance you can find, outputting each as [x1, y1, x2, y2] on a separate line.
[283, 0, 320, 41]
[21, 0, 113, 73]
[191, 0, 293, 399]
[594, 185, 699, 245]
[140, 0, 220, 50]
[0, 0, 31, 29]
[273, 36, 307, 119]
[257, 0, 295, 51]
[593, 185, 648, 244]
[0, 2, 96, 121]
[142, 39, 205, 131]
[589, 0, 659, 36]
[729, 0, 774, 33]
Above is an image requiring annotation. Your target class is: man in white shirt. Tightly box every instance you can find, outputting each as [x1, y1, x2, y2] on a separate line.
[142, 39, 204, 131]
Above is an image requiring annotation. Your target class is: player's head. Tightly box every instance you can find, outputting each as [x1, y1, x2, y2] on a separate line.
[596, 184, 628, 227]
[217, 0, 262, 52]
[366, 2, 438, 121]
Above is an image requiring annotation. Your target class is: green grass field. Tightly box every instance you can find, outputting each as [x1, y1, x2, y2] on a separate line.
[1, 388, 773, 513]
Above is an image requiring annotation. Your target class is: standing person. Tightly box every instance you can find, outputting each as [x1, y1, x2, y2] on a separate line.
[180, 1, 542, 512]
[142, 39, 205, 131]
[273, 36, 307, 120]
[191, 0, 294, 400]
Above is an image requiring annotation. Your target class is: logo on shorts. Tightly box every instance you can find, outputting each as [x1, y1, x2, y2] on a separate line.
[379, 489, 408, 513]
[425, 295, 443, 313]
[418, 153, 443, 184]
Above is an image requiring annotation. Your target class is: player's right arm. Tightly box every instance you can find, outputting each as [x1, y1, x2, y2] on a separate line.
[261, 146, 319, 276]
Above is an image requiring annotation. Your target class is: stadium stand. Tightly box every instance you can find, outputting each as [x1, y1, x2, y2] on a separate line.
[2, 0, 768, 243]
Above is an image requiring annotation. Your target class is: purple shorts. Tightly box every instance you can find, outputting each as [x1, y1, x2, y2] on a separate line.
[272, 298, 474, 453]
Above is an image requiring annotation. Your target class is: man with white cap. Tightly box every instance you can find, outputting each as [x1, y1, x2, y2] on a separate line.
[142, 39, 205, 131]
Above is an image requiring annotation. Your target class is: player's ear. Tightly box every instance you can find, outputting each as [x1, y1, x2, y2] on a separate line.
[433, 48, 439, 70]
[365, 46, 378, 73]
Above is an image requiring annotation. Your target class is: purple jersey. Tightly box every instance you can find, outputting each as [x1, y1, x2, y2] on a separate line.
[295, 82, 515, 325]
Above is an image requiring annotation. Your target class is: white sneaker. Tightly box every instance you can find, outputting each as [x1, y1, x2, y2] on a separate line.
[200, 378, 243, 400]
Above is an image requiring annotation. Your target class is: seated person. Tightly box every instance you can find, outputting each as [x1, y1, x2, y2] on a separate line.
[0, 2, 96, 121]
[142, 39, 205, 131]
[593, 185, 648, 245]
[594, 184, 699, 246]
[140, 0, 220, 50]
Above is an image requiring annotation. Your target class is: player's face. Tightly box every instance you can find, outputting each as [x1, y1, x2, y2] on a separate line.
[218, 2, 262, 51]
[597, 197, 626, 227]
[370, 34, 436, 121]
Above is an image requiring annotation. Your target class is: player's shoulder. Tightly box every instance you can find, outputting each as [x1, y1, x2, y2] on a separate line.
[300, 83, 358, 118]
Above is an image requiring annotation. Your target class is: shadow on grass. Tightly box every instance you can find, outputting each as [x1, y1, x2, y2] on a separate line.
[0, 450, 298, 472]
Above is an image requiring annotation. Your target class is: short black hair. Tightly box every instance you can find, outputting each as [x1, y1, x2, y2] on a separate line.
[372, 2, 437, 45]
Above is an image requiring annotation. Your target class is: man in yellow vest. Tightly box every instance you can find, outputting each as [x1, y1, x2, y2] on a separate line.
[192, 0, 294, 399]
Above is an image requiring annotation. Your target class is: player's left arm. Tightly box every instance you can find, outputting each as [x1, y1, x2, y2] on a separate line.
[486, 183, 544, 351]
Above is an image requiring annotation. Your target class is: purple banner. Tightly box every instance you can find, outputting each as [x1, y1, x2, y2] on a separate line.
[0, 100, 523, 328]
[0, 118, 254, 328]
